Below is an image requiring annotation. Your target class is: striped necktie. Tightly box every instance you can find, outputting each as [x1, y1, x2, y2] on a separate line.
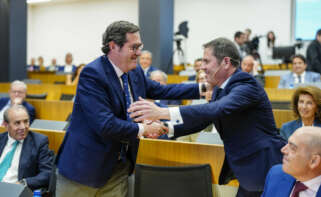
[121, 73, 131, 120]
[0, 140, 19, 181]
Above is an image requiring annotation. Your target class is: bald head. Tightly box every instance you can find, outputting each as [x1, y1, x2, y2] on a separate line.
[294, 127, 321, 154]
[241, 55, 255, 73]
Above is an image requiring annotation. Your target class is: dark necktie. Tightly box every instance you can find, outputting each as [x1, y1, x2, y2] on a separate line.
[298, 75, 302, 83]
[291, 181, 308, 197]
[121, 73, 131, 120]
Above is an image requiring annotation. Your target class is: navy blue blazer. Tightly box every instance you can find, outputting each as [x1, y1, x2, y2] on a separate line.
[159, 99, 182, 106]
[0, 98, 35, 124]
[56, 65, 77, 73]
[144, 65, 158, 78]
[0, 131, 52, 190]
[280, 119, 321, 140]
[57, 55, 200, 188]
[262, 164, 321, 197]
[174, 69, 286, 191]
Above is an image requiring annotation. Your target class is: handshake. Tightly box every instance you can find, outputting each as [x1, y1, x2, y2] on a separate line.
[128, 97, 171, 139]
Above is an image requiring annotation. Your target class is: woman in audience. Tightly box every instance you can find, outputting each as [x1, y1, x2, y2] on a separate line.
[259, 30, 280, 64]
[66, 64, 85, 85]
[280, 86, 321, 140]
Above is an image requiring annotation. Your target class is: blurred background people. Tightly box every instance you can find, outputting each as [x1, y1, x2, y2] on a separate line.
[139, 50, 157, 77]
[187, 58, 202, 81]
[66, 64, 85, 85]
[278, 54, 320, 89]
[0, 80, 35, 124]
[306, 29, 321, 75]
[241, 55, 265, 86]
[234, 31, 247, 59]
[57, 53, 76, 74]
[279, 86, 321, 140]
[38, 56, 46, 71]
[47, 58, 58, 72]
[27, 58, 39, 72]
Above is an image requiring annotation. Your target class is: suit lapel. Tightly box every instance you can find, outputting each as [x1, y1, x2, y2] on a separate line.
[317, 185, 321, 197]
[102, 56, 126, 109]
[280, 174, 296, 196]
[0, 133, 8, 156]
[18, 134, 34, 180]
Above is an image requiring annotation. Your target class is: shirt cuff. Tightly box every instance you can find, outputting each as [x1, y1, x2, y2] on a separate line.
[138, 123, 144, 138]
[169, 107, 184, 125]
[166, 122, 174, 137]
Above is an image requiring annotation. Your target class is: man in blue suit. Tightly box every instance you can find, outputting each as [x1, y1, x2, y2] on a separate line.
[262, 126, 321, 197]
[0, 105, 52, 190]
[56, 21, 201, 197]
[278, 54, 320, 89]
[138, 50, 158, 77]
[0, 80, 35, 125]
[129, 37, 286, 197]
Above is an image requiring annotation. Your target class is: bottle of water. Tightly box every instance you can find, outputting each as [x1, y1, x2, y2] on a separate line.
[33, 189, 41, 197]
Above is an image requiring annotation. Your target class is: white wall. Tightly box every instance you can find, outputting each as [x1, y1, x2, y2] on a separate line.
[27, 0, 138, 65]
[27, 0, 293, 65]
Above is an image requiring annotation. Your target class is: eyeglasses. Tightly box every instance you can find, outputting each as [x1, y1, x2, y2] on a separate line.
[129, 44, 144, 53]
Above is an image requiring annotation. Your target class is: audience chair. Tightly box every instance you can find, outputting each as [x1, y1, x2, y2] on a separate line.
[26, 93, 47, 100]
[134, 164, 213, 197]
[196, 132, 223, 145]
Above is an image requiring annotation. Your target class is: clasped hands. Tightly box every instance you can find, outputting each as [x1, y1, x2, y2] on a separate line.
[128, 97, 170, 139]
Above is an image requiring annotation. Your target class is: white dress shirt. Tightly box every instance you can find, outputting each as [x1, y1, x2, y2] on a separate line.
[289, 175, 321, 197]
[0, 134, 24, 183]
[64, 64, 73, 73]
[293, 71, 306, 84]
[109, 58, 144, 137]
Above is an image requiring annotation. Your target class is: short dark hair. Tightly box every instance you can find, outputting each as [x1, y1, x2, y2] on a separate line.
[234, 31, 244, 40]
[291, 54, 306, 64]
[317, 29, 321, 37]
[292, 86, 321, 121]
[101, 21, 140, 55]
[195, 58, 202, 62]
[203, 37, 241, 67]
[3, 105, 29, 123]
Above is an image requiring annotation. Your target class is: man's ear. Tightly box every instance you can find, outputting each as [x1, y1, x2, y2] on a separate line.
[2, 121, 8, 128]
[309, 154, 321, 170]
[109, 41, 116, 51]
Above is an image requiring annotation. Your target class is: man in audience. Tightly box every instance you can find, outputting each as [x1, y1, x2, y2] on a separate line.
[241, 55, 265, 86]
[47, 58, 58, 71]
[150, 70, 182, 106]
[27, 58, 39, 72]
[0, 80, 35, 125]
[278, 54, 320, 89]
[234, 31, 247, 59]
[56, 20, 201, 197]
[307, 29, 321, 74]
[0, 105, 52, 190]
[138, 50, 158, 77]
[57, 53, 76, 73]
[262, 126, 321, 197]
[129, 37, 286, 197]
[188, 58, 203, 81]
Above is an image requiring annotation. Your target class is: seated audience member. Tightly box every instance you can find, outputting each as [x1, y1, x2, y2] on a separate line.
[37, 56, 46, 71]
[241, 55, 265, 86]
[278, 54, 320, 89]
[234, 31, 247, 59]
[66, 64, 85, 85]
[0, 81, 35, 125]
[150, 70, 182, 106]
[280, 86, 321, 140]
[46, 58, 58, 72]
[57, 53, 76, 73]
[139, 50, 157, 77]
[259, 30, 281, 64]
[307, 29, 321, 74]
[262, 126, 321, 197]
[188, 58, 203, 81]
[190, 70, 211, 105]
[27, 58, 39, 72]
[0, 105, 52, 191]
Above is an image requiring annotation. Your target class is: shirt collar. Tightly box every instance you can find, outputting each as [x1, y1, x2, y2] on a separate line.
[302, 174, 321, 193]
[108, 57, 124, 78]
[219, 76, 232, 89]
[293, 71, 306, 78]
[7, 133, 24, 144]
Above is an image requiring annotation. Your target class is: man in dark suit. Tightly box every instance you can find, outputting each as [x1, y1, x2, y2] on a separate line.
[138, 50, 158, 77]
[129, 37, 286, 197]
[56, 21, 201, 197]
[0, 80, 35, 125]
[262, 126, 321, 197]
[0, 105, 52, 190]
[307, 29, 321, 74]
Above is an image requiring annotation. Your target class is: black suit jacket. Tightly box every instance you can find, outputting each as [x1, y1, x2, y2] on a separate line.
[307, 39, 321, 74]
[0, 131, 53, 190]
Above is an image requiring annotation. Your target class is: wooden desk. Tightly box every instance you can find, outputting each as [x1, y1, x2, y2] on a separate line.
[265, 88, 294, 101]
[26, 99, 74, 121]
[167, 75, 189, 84]
[0, 83, 77, 101]
[273, 109, 295, 128]
[265, 76, 281, 88]
[28, 71, 67, 83]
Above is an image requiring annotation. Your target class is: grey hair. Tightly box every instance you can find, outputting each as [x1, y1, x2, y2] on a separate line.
[150, 70, 167, 83]
[3, 105, 29, 123]
[141, 50, 152, 59]
[10, 80, 27, 91]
